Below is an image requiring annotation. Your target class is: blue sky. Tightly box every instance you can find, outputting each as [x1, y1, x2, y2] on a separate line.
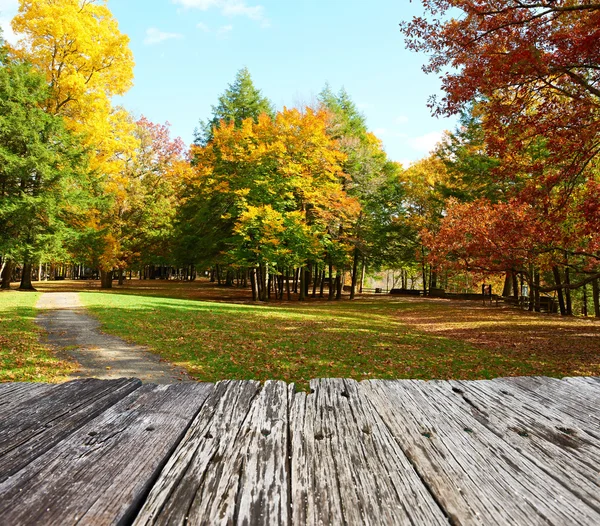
[0, 0, 457, 166]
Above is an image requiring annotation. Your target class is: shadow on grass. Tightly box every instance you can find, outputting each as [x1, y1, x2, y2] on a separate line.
[77, 291, 599, 391]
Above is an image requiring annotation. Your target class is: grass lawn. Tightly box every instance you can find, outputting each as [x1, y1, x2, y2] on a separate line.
[70, 279, 600, 390]
[0, 291, 76, 382]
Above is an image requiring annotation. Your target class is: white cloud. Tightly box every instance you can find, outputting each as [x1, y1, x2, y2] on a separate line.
[0, 0, 19, 44]
[407, 131, 444, 153]
[373, 127, 388, 137]
[217, 24, 233, 36]
[197, 22, 211, 32]
[144, 28, 184, 45]
[173, 0, 268, 26]
[395, 115, 409, 124]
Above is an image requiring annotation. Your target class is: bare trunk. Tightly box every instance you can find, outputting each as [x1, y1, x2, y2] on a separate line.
[564, 267, 572, 316]
[19, 263, 36, 291]
[552, 266, 566, 316]
[100, 269, 113, 289]
[350, 249, 359, 300]
[592, 278, 599, 318]
[1, 260, 12, 290]
[299, 266, 306, 301]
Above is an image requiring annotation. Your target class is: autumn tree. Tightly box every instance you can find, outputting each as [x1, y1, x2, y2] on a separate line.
[179, 107, 357, 301]
[11, 0, 137, 288]
[403, 1, 600, 313]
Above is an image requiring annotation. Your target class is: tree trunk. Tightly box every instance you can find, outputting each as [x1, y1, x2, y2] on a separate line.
[592, 278, 599, 318]
[564, 267, 572, 315]
[286, 268, 291, 300]
[582, 283, 588, 317]
[100, 269, 113, 289]
[328, 261, 334, 301]
[312, 264, 318, 297]
[534, 268, 540, 312]
[118, 269, 125, 286]
[250, 268, 258, 301]
[19, 263, 35, 291]
[335, 270, 342, 300]
[319, 269, 325, 298]
[299, 266, 306, 301]
[552, 266, 566, 316]
[350, 248, 360, 300]
[37, 262, 43, 282]
[1, 260, 13, 290]
[502, 272, 512, 297]
[512, 272, 519, 300]
[359, 257, 366, 293]
[421, 246, 427, 296]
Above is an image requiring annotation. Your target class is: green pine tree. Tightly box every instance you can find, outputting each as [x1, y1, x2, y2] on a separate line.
[195, 67, 275, 145]
[0, 46, 89, 290]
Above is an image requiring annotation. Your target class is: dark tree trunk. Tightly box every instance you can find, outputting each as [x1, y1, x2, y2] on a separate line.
[564, 267, 572, 315]
[1, 260, 13, 290]
[359, 257, 366, 293]
[582, 283, 588, 317]
[210, 267, 215, 283]
[534, 268, 540, 312]
[319, 269, 325, 298]
[335, 270, 342, 300]
[512, 272, 519, 300]
[328, 261, 334, 301]
[350, 248, 360, 300]
[100, 270, 113, 289]
[552, 266, 566, 316]
[250, 268, 257, 301]
[592, 278, 600, 318]
[299, 266, 306, 301]
[502, 272, 512, 297]
[118, 269, 125, 286]
[312, 264, 318, 297]
[19, 263, 35, 291]
[286, 268, 291, 300]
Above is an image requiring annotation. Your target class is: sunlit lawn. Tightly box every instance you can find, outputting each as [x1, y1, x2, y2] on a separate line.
[74, 279, 600, 390]
[0, 291, 76, 382]
[3, 279, 598, 387]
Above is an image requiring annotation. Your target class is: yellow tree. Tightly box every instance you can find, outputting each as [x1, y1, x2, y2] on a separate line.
[11, 0, 137, 286]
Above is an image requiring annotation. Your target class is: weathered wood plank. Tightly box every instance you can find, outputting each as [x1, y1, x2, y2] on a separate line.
[0, 377, 141, 481]
[0, 383, 213, 525]
[135, 380, 290, 525]
[290, 378, 448, 526]
[0, 382, 54, 411]
[361, 379, 600, 525]
[446, 379, 600, 512]
[493, 377, 600, 438]
[563, 376, 600, 389]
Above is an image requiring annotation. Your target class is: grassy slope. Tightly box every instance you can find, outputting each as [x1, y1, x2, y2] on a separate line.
[79, 291, 561, 390]
[0, 291, 76, 382]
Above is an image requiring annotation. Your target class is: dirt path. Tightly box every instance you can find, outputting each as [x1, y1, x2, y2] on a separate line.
[35, 292, 192, 383]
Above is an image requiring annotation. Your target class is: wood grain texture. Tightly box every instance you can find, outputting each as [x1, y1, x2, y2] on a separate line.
[446, 379, 600, 513]
[0, 382, 54, 412]
[563, 376, 600, 389]
[492, 377, 600, 439]
[135, 380, 290, 526]
[361, 379, 600, 525]
[0, 383, 212, 525]
[289, 378, 448, 526]
[0, 377, 141, 482]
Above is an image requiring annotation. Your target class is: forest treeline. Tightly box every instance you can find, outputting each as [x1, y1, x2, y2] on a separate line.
[1, 0, 599, 316]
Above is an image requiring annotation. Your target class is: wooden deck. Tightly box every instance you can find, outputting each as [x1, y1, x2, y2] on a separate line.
[1, 376, 599, 525]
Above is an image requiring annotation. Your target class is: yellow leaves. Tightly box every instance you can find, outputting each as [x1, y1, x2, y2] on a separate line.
[11, 0, 136, 182]
[12, 0, 134, 120]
